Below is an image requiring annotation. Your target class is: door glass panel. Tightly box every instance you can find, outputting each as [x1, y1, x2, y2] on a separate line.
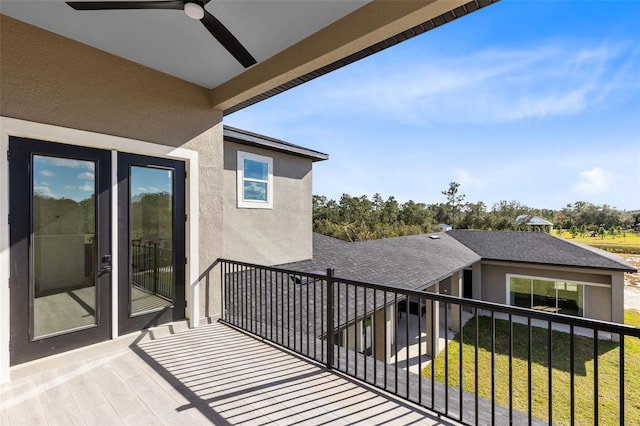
[556, 282, 584, 316]
[509, 277, 531, 308]
[130, 166, 174, 315]
[32, 155, 97, 338]
[532, 279, 557, 312]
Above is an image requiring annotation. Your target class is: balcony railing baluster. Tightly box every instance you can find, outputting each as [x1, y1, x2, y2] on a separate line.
[620, 332, 625, 425]
[548, 319, 553, 425]
[528, 316, 533, 426]
[594, 329, 599, 424]
[444, 300, 449, 416]
[217, 258, 640, 426]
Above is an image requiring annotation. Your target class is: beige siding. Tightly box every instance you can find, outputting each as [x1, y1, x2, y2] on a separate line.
[222, 141, 313, 265]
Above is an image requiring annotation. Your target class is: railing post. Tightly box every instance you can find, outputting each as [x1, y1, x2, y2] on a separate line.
[326, 268, 335, 370]
[153, 241, 159, 294]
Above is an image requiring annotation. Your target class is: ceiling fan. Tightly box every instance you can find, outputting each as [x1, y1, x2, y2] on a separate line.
[66, 1, 257, 68]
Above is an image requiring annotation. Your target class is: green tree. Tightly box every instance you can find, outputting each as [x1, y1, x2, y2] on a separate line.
[441, 182, 465, 229]
[569, 225, 579, 239]
[579, 224, 588, 238]
[597, 226, 606, 239]
[489, 200, 530, 231]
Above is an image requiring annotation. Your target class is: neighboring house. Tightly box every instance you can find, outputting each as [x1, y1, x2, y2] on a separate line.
[447, 229, 633, 324]
[281, 230, 636, 360]
[435, 223, 453, 231]
[1, 1, 494, 382]
[516, 214, 554, 232]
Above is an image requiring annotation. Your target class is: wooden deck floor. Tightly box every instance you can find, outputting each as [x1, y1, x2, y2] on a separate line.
[1, 321, 457, 425]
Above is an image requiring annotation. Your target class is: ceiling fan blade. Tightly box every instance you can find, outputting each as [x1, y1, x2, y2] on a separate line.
[66, 1, 185, 11]
[201, 10, 256, 68]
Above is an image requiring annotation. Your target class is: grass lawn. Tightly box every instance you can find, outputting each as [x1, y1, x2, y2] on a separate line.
[557, 230, 640, 249]
[422, 310, 640, 426]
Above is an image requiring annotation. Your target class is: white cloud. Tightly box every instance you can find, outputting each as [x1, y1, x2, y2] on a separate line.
[34, 186, 52, 196]
[77, 172, 95, 180]
[574, 167, 614, 194]
[35, 157, 94, 170]
[455, 169, 483, 188]
[78, 184, 94, 192]
[305, 41, 639, 125]
[39, 170, 54, 177]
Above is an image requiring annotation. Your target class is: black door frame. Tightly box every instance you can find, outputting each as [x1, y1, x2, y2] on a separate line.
[117, 152, 186, 334]
[8, 137, 112, 365]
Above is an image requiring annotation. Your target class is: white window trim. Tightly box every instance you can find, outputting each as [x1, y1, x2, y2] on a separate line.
[237, 151, 273, 209]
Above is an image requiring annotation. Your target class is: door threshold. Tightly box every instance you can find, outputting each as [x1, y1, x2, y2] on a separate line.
[9, 319, 191, 381]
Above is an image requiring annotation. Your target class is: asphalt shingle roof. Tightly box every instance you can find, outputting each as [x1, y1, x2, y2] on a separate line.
[279, 230, 635, 293]
[279, 233, 480, 291]
[447, 229, 636, 272]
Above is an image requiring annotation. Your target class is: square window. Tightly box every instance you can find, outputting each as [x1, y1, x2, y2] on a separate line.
[237, 151, 273, 208]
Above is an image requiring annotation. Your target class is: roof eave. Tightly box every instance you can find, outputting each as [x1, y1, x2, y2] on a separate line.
[223, 125, 329, 161]
[481, 258, 637, 274]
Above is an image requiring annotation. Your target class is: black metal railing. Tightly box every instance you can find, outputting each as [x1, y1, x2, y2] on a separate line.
[131, 240, 173, 300]
[219, 259, 640, 426]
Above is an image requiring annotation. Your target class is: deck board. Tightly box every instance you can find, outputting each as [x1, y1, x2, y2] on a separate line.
[1, 321, 456, 425]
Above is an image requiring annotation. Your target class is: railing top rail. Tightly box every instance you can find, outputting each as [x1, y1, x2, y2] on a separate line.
[219, 258, 640, 337]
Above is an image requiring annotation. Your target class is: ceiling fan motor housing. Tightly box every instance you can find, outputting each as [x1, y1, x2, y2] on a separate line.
[184, 2, 204, 20]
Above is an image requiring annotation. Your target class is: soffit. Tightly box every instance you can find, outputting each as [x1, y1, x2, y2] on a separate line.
[1, 0, 498, 113]
[1, 0, 368, 89]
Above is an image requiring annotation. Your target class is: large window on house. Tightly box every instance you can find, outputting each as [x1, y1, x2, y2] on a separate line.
[508, 275, 585, 317]
[237, 151, 273, 209]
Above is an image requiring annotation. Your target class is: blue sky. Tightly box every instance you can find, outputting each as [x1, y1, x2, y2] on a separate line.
[34, 155, 95, 202]
[225, 0, 640, 211]
[34, 156, 172, 202]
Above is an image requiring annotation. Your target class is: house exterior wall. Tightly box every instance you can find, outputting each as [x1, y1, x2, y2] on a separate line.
[1, 16, 227, 379]
[478, 261, 616, 322]
[222, 141, 313, 265]
[0, 16, 219, 147]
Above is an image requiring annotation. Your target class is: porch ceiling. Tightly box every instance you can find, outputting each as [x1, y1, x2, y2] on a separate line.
[1, 0, 497, 113]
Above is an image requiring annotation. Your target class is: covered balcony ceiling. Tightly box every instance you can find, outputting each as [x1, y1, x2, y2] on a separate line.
[1, 0, 497, 112]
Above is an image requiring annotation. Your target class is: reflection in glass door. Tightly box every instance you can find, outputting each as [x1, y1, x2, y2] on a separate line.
[129, 166, 174, 315]
[32, 155, 98, 337]
[118, 153, 185, 334]
[9, 137, 111, 365]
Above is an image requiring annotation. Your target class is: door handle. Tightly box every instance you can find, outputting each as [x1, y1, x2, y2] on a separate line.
[99, 255, 112, 276]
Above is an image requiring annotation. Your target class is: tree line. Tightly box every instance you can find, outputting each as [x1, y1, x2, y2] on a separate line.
[313, 183, 640, 242]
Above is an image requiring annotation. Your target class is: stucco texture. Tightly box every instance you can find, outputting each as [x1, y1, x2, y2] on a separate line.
[0, 15, 218, 146]
[223, 141, 313, 266]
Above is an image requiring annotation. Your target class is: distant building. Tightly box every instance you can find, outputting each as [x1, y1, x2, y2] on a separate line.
[516, 215, 554, 232]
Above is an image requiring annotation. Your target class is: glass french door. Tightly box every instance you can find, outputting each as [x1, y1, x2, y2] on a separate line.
[9, 138, 187, 364]
[9, 137, 111, 365]
[117, 153, 185, 334]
